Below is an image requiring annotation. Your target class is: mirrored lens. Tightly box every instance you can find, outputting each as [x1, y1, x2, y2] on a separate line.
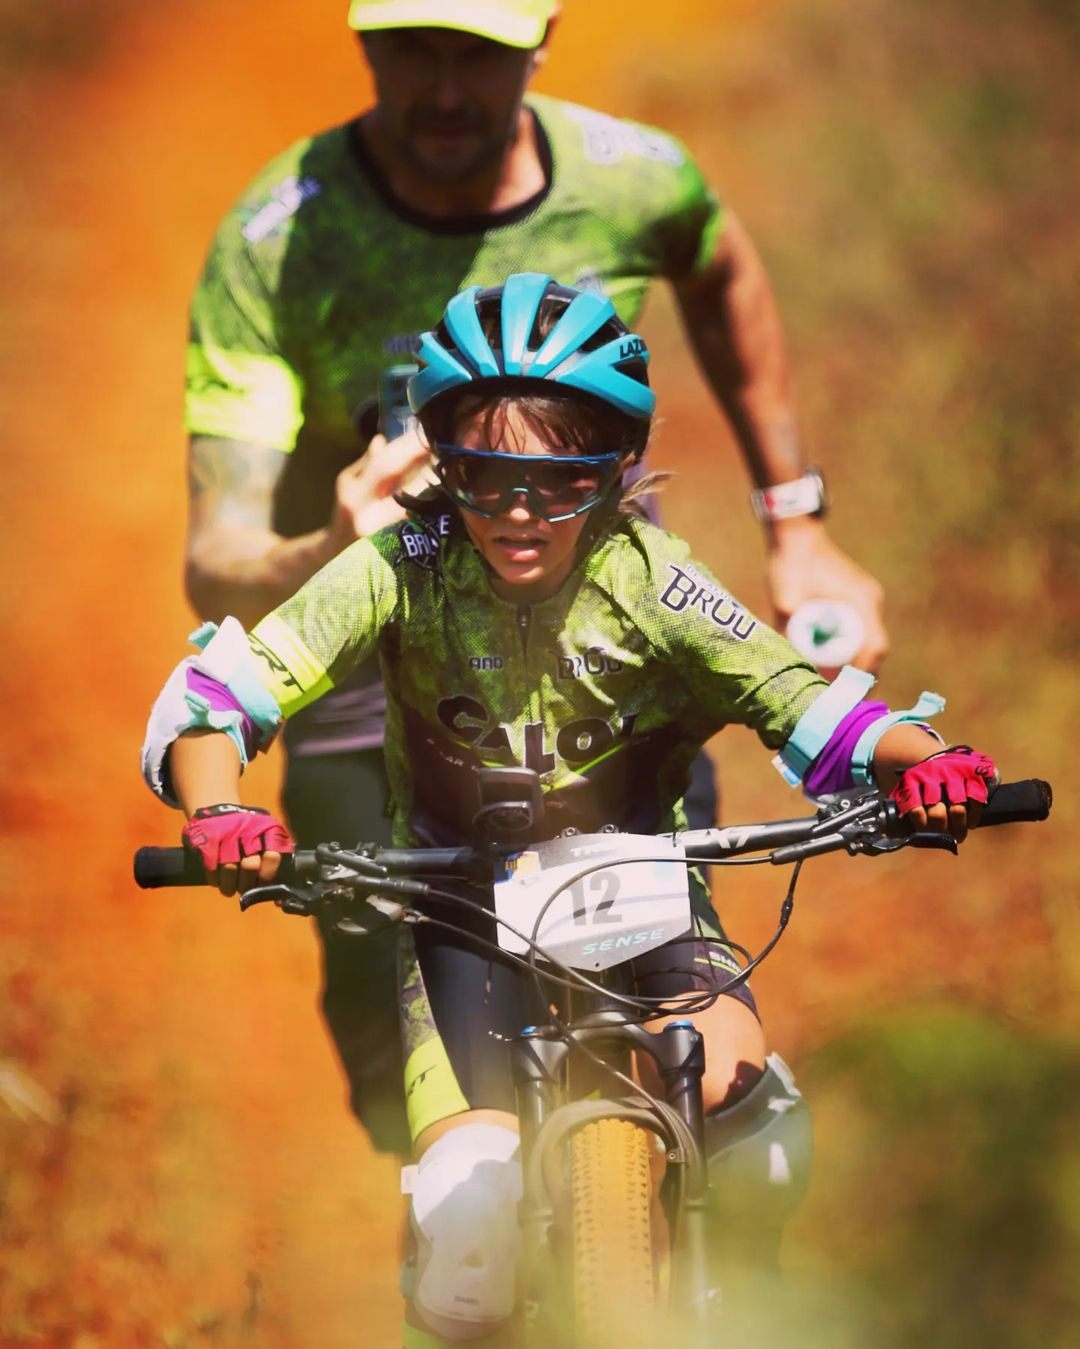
[448, 455, 512, 510]
[526, 460, 609, 513]
[436, 449, 622, 520]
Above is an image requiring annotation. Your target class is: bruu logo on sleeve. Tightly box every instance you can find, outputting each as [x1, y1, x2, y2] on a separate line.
[240, 176, 322, 245]
[563, 105, 684, 168]
[395, 516, 452, 569]
[659, 563, 758, 642]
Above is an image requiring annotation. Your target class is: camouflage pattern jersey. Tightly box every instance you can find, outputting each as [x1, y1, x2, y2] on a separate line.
[185, 93, 725, 755]
[246, 511, 829, 847]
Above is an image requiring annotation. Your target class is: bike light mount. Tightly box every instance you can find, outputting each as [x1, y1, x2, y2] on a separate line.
[472, 766, 545, 842]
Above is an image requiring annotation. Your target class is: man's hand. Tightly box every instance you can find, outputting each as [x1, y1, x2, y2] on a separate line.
[331, 427, 436, 545]
[767, 518, 888, 672]
[673, 216, 888, 673]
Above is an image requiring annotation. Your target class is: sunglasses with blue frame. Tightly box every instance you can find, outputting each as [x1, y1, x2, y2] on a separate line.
[434, 445, 626, 522]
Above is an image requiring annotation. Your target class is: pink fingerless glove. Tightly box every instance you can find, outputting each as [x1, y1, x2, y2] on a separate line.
[181, 803, 294, 871]
[890, 746, 1000, 816]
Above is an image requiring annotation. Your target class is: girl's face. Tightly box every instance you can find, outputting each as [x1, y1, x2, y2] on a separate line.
[452, 404, 618, 603]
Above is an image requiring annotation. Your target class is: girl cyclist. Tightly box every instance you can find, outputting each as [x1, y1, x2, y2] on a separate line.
[142, 273, 998, 1346]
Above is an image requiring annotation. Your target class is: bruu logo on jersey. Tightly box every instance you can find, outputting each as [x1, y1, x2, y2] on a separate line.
[659, 563, 757, 641]
[397, 515, 451, 569]
[558, 647, 623, 680]
[565, 105, 684, 168]
[240, 176, 321, 245]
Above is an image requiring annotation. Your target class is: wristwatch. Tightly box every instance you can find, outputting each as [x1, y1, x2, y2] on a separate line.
[750, 467, 828, 522]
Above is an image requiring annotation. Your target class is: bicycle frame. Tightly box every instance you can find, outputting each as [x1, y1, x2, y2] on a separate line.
[132, 776, 1052, 1346]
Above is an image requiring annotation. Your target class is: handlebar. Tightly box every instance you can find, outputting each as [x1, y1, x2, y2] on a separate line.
[133, 778, 1051, 891]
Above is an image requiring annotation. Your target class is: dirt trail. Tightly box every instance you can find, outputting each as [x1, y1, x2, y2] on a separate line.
[0, 2, 1070, 1345]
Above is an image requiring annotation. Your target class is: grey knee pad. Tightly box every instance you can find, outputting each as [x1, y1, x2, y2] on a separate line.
[705, 1053, 812, 1226]
[401, 1123, 522, 1342]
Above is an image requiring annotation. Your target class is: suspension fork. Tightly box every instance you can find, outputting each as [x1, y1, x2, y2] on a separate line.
[511, 983, 637, 1156]
[653, 1020, 710, 1325]
[510, 1012, 711, 1327]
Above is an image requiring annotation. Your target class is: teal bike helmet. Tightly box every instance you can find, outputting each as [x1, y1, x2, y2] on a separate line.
[408, 273, 656, 461]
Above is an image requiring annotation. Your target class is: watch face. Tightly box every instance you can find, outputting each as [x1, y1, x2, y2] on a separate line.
[808, 468, 828, 517]
[752, 470, 827, 522]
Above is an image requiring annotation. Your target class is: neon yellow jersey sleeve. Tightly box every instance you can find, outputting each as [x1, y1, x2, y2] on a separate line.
[185, 341, 303, 450]
[185, 170, 310, 451]
[248, 533, 401, 718]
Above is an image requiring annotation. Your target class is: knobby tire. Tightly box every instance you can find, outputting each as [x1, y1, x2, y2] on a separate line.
[570, 1118, 659, 1349]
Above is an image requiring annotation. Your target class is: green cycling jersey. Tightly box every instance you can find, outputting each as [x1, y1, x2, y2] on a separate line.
[186, 93, 726, 757]
[246, 511, 827, 847]
[186, 93, 723, 534]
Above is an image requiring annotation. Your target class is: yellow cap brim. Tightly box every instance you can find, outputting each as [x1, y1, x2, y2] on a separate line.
[348, 1, 551, 50]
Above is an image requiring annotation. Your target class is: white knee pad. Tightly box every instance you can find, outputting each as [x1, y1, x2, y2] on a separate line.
[401, 1123, 523, 1342]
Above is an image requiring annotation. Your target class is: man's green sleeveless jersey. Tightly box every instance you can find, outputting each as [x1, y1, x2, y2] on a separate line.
[186, 93, 725, 754]
[248, 514, 827, 846]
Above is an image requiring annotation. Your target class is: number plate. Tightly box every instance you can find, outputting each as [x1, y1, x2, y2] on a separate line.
[493, 833, 691, 971]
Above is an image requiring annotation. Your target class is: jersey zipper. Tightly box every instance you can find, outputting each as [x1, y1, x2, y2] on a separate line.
[517, 605, 543, 727]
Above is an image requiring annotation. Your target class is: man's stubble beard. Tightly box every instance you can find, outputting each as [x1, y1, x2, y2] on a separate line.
[392, 110, 518, 187]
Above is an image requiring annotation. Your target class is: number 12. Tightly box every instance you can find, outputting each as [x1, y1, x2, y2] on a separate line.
[568, 870, 621, 926]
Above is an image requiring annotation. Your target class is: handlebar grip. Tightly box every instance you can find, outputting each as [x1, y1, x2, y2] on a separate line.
[133, 846, 207, 888]
[980, 779, 1052, 826]
[132, 848, 317, 889]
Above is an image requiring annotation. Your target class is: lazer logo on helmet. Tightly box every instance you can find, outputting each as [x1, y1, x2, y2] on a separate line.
[618, 338, 646, 359]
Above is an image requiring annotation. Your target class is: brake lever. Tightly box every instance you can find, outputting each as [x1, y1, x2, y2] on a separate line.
[238, 883, 317, 913]
[849, 829, 959, 857]
[809, 793, 886, 836]
[906, 830, 960, 855]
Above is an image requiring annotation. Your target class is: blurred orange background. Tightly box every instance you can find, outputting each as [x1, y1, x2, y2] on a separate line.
[0, 1, 1075, 1345]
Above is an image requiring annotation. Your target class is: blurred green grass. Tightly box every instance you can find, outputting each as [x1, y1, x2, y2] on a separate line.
[791, 1007, 1080, 1348]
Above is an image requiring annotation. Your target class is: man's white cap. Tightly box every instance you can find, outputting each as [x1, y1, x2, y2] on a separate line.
[348, 0, 557, 50]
